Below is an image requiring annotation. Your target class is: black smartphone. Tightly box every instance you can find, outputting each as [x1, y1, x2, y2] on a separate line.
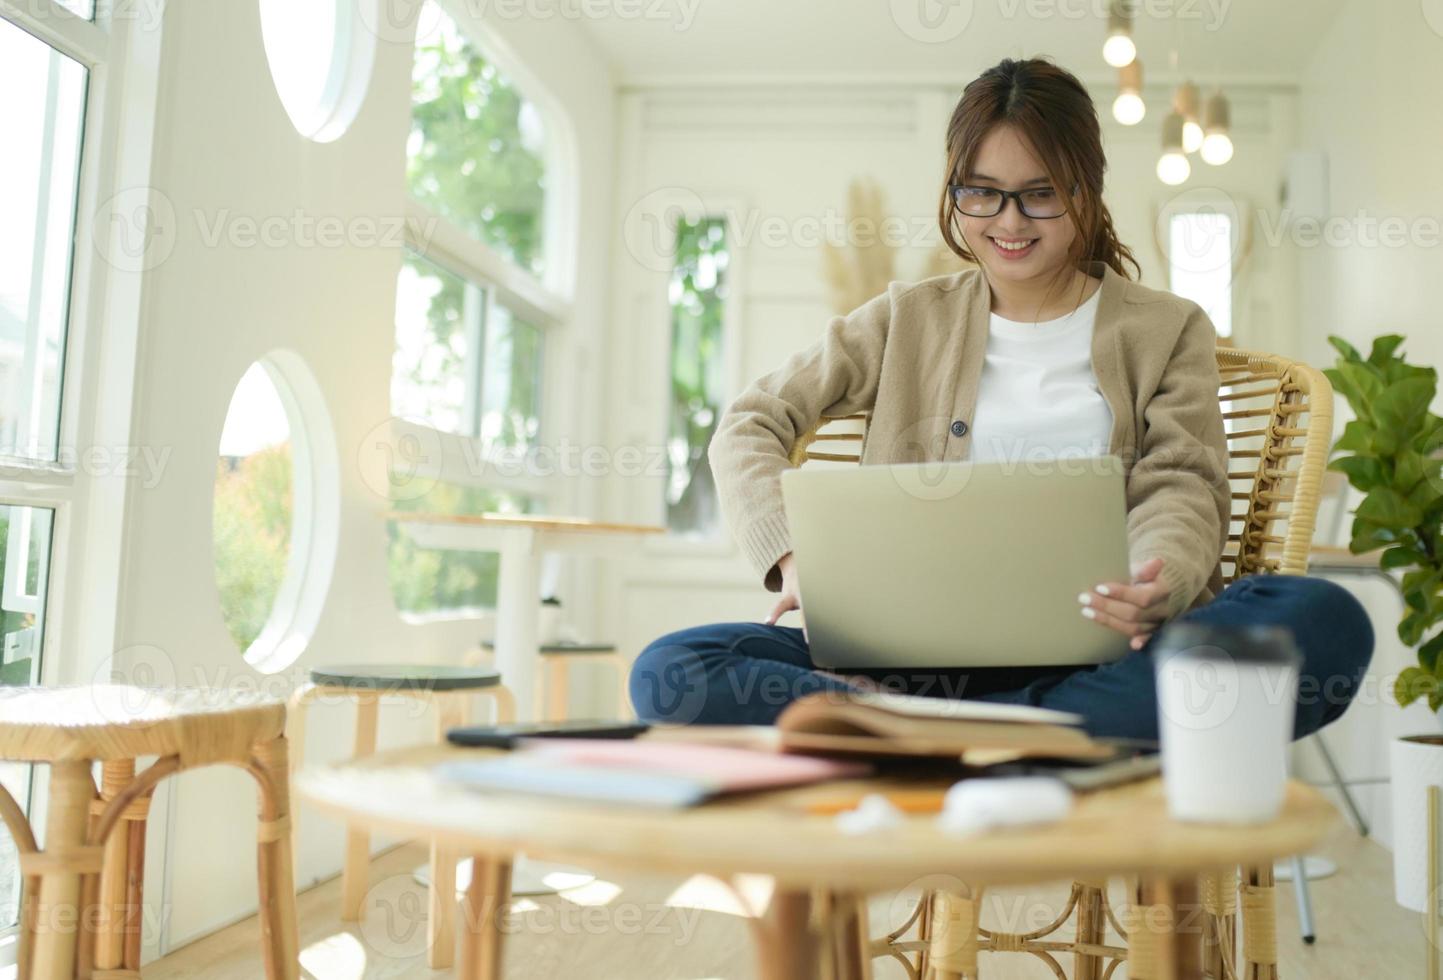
[446, 719, 651, 749]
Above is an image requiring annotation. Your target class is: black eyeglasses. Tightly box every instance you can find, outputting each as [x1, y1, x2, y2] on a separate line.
[948, 184, 1075, 219]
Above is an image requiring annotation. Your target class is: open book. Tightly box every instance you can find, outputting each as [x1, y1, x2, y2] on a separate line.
[776, 690, 1113, 760]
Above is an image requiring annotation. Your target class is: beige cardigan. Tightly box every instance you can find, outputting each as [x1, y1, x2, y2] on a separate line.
[707, 262, 1230, 619]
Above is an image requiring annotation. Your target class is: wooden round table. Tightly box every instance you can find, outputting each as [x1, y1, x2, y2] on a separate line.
[295, 742, 1338, 980]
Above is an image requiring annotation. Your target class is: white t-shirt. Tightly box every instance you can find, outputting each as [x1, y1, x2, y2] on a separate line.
[966, 286, 1113, 465]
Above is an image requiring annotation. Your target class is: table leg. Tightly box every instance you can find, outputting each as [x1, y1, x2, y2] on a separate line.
[751, 889, 822, 980]
[340, 693, 379, 921]
[428, 694, 469, 969]
[1135, 875, 1204, 980]
[459, 855, 512, 980]
[495, 537, 542, 722]
[817, 891, 872, 980]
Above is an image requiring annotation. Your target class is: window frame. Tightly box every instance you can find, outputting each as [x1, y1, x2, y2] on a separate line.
[395, 0, 578, 619]
[0, 0, 158, 962]
[640, 194, 747, 558]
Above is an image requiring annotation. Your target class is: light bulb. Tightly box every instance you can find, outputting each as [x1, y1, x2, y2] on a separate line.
[1103, 33, 1136, 68]
[1157, 152, 1190, 185]
[1200, 133, 1234, 165]
[1182, 119, 1204, 154]
[1112, 92, 1145, 126]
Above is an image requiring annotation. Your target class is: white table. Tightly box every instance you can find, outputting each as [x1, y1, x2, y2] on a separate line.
[389, 511, 666, 723]
[389, 511, 666, 896]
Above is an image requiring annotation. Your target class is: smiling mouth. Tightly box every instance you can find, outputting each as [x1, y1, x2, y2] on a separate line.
[988, 236, 1038, 258]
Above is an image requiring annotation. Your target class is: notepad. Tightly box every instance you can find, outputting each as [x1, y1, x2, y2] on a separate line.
[439, 738, 869, 808]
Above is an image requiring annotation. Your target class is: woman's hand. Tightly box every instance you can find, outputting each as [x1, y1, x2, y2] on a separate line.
[765, 552, 806, 640]
[1079, 556, 1171, 651]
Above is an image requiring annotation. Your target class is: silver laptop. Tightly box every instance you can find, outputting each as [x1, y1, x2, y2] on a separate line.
[779, 456, 1133, 669]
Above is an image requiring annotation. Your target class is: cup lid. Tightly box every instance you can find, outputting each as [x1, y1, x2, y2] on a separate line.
[1151, 621, 1302, 667]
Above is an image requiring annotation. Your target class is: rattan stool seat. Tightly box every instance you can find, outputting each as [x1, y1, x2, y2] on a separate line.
[0, 685, 285, 765]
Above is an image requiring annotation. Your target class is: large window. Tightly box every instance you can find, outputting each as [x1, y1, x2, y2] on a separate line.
[392, 251, 544, 448]
[1168, 211, 1233, 338]
[0, 0, 98, 951]
[408, 0, 548, 277]
[388, 484, 538, 616]
[0, 18, 87, 460]
[389, 0, 564, 618]
[666, 216, 729, 534]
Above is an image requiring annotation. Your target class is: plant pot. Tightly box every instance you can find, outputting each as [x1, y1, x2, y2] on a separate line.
[1391, 733, 1443, 912]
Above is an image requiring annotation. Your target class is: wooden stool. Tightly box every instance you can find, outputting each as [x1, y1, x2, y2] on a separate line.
[479, 640, 628, 721]
[0, 685, 298, 980]
[287, 664, 514, 970]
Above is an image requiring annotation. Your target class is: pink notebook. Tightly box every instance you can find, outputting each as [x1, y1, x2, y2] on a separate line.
[440, 739, 869, 807]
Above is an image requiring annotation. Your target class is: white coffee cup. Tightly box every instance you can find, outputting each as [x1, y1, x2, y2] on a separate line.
[1152, 622, 1302, 823]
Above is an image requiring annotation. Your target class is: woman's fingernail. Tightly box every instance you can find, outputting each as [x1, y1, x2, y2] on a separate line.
[1077, 592, 1091, 605]
[1080, 607, 1096, 620]
[1095, 585, 1111, 596]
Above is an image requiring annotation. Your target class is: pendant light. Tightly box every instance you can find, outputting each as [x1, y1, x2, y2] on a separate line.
[1200, 90, 1234, 165]
[1103, 3, 1136, 68]
[1172, 80, 1204, 154]
[1112, 60, 1145, 126]
[1156, 111, 1191, 185]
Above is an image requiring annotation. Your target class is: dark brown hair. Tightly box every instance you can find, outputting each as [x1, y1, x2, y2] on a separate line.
[938, 57, 1140, 281]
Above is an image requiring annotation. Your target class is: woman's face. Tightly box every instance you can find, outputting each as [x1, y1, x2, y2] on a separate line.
[957, 124, 1079, 287]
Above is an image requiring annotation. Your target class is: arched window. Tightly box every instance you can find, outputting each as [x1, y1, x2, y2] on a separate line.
[389, 0, 568, 617]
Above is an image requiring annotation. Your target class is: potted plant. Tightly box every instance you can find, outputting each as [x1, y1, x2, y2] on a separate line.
[1325, 333, 1443, 914]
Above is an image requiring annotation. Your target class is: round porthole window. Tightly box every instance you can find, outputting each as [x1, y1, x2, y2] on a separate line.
[213, 352, 339, 672]
[258, 0, 376, 142]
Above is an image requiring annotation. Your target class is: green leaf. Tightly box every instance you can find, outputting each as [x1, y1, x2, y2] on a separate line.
[1397, 666, 1436, 708]
[1356, 487, 1424, 530]
[1333, 419, 1377, 454]
[1328, 455, 1385, 492]
[1328, 335, 1363, 363]
[1422, 632, 1443, 673]
[1395, 451, 1429, 493]
[1350, 519, 1399, 553]
[1374, 376, 1439, 442]
[1368, 334, 1406, 366]
[1337, 362, 1386, 409]
[1401, 612, 1430, 646]
[1421, 417, 1443, 454]
[1382, 545, 1426, 569]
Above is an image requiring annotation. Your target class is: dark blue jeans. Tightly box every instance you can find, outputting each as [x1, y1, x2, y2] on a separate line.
[628, 575, 1375, 742]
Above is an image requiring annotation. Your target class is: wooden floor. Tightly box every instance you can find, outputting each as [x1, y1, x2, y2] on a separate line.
[148, 822, 1425, 979]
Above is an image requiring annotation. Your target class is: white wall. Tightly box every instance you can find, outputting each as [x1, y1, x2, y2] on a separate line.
[111, 0, 615, 953]
[1289, 0, 1443, 849]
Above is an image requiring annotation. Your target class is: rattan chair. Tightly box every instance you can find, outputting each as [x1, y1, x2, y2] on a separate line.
[790, 347, 1334, 979]
[0, 686, 299, 980]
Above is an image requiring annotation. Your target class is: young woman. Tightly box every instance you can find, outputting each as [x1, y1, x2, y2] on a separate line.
[628, 58, 1374, 741]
